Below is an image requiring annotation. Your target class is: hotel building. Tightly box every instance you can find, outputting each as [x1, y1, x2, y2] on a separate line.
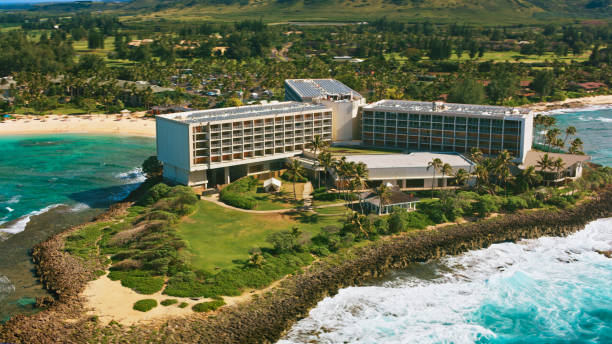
[361, 100, 534, 163]
[156, 101, 332, 187]
[285, 79, 366, 142]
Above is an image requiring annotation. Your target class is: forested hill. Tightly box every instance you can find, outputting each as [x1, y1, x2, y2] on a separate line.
[27, 0, 612, 24]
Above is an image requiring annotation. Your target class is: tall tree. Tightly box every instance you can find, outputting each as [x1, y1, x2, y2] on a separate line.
[427, 158, 443, 198]
[285, 158, 305, 201]
[448, 78, 485, 104]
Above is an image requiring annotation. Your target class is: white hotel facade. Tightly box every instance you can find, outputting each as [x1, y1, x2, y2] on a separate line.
[156, 79, 535, 188]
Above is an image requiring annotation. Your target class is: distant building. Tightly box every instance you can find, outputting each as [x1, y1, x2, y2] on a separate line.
[363, 186, 420, 215]
[156, 102, 332, 187]
[334, 152, 475, 189]
[285, 79, 366, 142]
[361, 100, 534, 163]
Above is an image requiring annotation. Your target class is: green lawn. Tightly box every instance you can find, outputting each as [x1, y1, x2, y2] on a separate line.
[386, 50, 591, 64]
[243, 181, 305, 210]
[176, 201, 345, 272]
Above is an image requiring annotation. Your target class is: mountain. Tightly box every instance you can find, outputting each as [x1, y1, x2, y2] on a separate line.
[21, 0, 612, 24]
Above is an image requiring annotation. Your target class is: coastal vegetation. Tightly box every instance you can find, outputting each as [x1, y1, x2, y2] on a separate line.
[133, 299, 157, 312]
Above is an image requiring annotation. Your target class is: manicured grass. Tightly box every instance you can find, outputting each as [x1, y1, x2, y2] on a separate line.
[73, 37, 115, 56]
[314, 205, 349, 216]
[175, 201, 344, 272]
[248, 181, 305, 210]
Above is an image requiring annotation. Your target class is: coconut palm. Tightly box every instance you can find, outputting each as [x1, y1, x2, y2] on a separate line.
[352, 162, 369, 213]
[569, 138, 584, 155]
[562, 126, 577, 150]
[309, 135, 329, 188]
[454, 168, 469, 187]
[441, 163, 453, 189]
[285, 158, 305, 201]
[519, 166, 541, 190]
[375, 183, 392, 215]
[427, 158, 443, 198]
[552, 157, 565, 184]
[317, 151, 335, 187]
[469, 147, 483, 164]
[536, 153, 553, 185]
[545, 128, 561, 152]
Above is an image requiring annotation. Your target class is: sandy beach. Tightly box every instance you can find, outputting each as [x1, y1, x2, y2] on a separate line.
[526, 95, 612, 112]
[0, 113, 156, 137]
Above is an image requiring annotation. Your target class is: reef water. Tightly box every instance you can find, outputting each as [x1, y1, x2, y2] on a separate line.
[0, 134, 154, 321]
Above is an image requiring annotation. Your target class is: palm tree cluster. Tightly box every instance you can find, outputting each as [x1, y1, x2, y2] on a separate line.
[534, 114, 583, 154]
[536, 153, 567, 185]
[468, 148, 521, 194]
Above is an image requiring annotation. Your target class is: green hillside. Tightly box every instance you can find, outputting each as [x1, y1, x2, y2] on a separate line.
[118, 0, 612, 24]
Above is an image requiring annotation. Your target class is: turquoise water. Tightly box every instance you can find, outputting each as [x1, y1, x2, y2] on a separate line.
[279, 107, 612, 344]
[552, 106, 612, 166]
[0, 134, 155, 321]
[0, 134, 155, 232]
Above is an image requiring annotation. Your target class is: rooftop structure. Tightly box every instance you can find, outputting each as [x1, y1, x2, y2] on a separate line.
[361, 100, 534, 163]
[285, 79, 365, 142]
[363, 187, 420, 215]
[519, 151, 591, 181]
[285, 79, 363, 102]
[157, 102, 328, 124]
[363, 100, 531, 119]
[333, 152, 475, 190]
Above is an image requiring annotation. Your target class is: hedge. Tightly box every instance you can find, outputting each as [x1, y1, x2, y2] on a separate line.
[192, 299, 226, 313]
[161, 299, 178, 306]
[133, 299, 157, 312]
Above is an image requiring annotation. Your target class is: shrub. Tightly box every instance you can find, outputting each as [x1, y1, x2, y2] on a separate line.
[281, 171, 308, 183]
[266, 228, 301, 254]
[310, 245, 330, 257]
[133, 299, 157, 312]
[192, 299, 226, 313]
[313, 187, 328, 194]
[141, 183, 171, 205]
[388, 208, 433, 233]
[219, 191, 256, 209]
[160, 299, 178, 306]
[547, 195, 571, 209]
[178, 302, 189, 308]
[417, 199, 448, 224]
[473, 195, 501, 217]
[143, 210, 179, 224]
[108, 270, 165, 294]
[502, 196, 528, 212]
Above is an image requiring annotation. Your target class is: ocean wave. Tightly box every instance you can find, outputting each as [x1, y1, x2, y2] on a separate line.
[574, 115, 612, 123]
[0, 204, 65, 235]
[5, 195, 20, 205]
[70, 202, 91, 212]
[545, 104, 612, 115]
[115, 167, 146, 184]
[0, 275, 15, 303]
[279, 218, 612, 344]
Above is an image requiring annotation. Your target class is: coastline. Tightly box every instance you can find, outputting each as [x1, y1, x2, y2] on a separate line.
[0, 113, 156, 138]
[525, 95, 612, 112]
[1, 187, 610, 344]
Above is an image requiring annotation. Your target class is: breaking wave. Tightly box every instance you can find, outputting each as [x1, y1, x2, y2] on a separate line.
[279, 218, 612, 344]
[0, 204, 64, 235]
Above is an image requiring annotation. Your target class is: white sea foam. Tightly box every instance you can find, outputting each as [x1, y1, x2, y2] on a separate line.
[5, 207, 14, 212]
[115, 167, 146, 184]
[5, 195, 20, 204]
[0, 204, 64, 235]
[545, 104, 612, 115]
[279, 218, 612, 344]
[70, 202, 90, 212]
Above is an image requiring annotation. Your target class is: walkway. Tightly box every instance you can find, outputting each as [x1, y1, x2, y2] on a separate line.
[200, 182, 355, 214]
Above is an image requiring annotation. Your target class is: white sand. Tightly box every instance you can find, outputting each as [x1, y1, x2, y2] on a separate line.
[82, 272, 202, 326]
[0, 113, 155, 137]
[526, 95, 612, 112]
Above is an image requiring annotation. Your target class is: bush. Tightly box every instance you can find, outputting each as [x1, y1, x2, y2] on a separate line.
[313, 187, 328, 194]
[133, 299, 157, 312]
[178, 302, 189, 308]
[502, 196, 528, 212]
[281, 171, 308, 183]
[192, 299, 226, 313]
[388, 208, 433, 233]
[219, 191, 256, 209]
[417, 199, 448, 224]
[108, 270, 165, 294]
[266, 229, 301, 254]
[547, 195, 571, 209]
[141, 183, 171, 205]
[161, 299, 178, 306]
[473, 195, 501, 217]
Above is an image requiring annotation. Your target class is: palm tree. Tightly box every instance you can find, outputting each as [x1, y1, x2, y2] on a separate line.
[285, 158, 305, 201]
[545, 128, 561, 152]
[454, 168, 469, 187]
[309, 135, 329, 188]
[317, 151, 335, 187]
[441, 163, 453, 189]
[427, 158, 443, 198]
[375, 184, 392, 215]
[562, 126, 577, 150]
[536, 153, 553, 185]
[519, 166, 540, 190]
[469, 147, 483, 164]
[569, 138, 584, 155]
[475, 162, 491, 193]
[352, 162, 369, 213]
[552, 157, 565, 184]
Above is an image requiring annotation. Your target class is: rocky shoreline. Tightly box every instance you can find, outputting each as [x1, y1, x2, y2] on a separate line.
[1, 189, 611, 343]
